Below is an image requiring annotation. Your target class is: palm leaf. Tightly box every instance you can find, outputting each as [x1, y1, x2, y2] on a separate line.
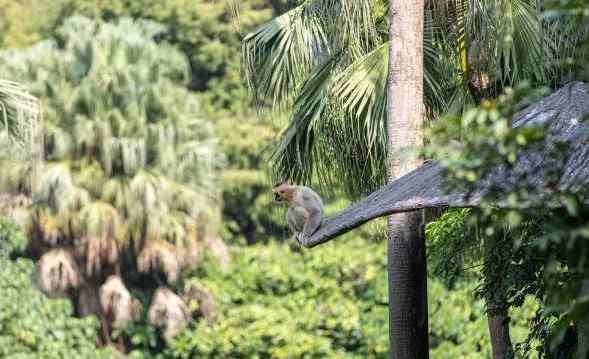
[271, 16, 448, 196]
[242, 0, 379, 109]
[0, 79, 43, 194]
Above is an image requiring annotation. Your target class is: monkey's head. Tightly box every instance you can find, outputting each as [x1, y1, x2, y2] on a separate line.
[272, 182, 295, 204]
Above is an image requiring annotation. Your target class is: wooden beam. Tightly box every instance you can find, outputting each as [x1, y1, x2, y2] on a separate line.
[300, 82, 589, 247]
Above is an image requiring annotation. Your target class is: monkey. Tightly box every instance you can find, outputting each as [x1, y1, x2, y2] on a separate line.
[272, 182, 324, 244]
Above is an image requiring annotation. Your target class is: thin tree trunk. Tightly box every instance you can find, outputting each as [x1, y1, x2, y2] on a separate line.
[387, 0, 428, 358]
[77, 283, 112, 347]
[484, 235, 514, 359]
[577, 319, 589, 359]
[575, 279, 589, 359]
[487, 307, 514, 359]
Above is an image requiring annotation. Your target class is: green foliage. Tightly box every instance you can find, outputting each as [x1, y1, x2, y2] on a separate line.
[0, 217, 27, 256]
[171, 240, 388, 358]
[0, 256, 120, 358]
[214, 115, 285, 244]
[147, 239, 533, 358]
[426, 209, 480, 287]
[243, 0, 571, 197]
[0, 0, 67, 49]
[220, 169, 284, 244]
[544, 0, 589, 82]
[0, 0, 293, 246]
[1, 14, 221, 256]
[426, 83, 589, 356]
[52, 0, 282, 114]
[45, 0, 294, 244]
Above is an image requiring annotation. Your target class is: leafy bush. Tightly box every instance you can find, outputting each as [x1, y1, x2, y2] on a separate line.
[0, 217, 27, 256]
[0, 240, 119, 358]
[426, 83, 589, 356]
[158, 239, 534, 358]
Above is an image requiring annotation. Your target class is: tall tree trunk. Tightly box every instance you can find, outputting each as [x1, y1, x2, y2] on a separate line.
[487, 307, 514, 359]
[387, 1, 428, 358]
[575, 279, 589, 359]
[484, 235, 514, 359]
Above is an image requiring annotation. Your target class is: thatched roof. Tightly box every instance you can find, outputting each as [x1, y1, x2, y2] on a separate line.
[303, 82, 589, 247]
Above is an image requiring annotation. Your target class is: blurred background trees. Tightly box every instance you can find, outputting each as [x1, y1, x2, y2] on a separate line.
[0, 0, 588, 357]
[0, 16, 224, 347]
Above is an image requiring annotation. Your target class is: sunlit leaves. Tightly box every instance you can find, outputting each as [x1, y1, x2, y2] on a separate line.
[244, 0, 564, 197]
[0, 257, 119, 358]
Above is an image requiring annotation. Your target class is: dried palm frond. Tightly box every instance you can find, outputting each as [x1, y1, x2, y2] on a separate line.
[0, 79, 43, 194]
[204, 235, 230, 268]
[183, 284, 216, 326]
[37, 248, 81, 297]
[195, 208, 229, 267]
[10, 206, 32, 235]
[75, 236, 119, 277]
[72, 202, 123, 276]
[99, 275, 139, 330]
[37, 210, 61, 245]
[137, 240, 181, 283]
[0, 192, 31, 215]
[148, 287, 189, 343]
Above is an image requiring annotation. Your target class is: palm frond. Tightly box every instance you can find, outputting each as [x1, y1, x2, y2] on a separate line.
[138, 240, 181, 284]
[72, 202, 123, 276]
[271, 30, 447, 196]
[99, 275, 139, 330]
[148, 287, 190, 343]
[0, 79, 43, 194]
[242, 2, 329, 108]
[0, 80, 40, 147]
[37, 248, 81, 297]
[242, 0, 379, 109]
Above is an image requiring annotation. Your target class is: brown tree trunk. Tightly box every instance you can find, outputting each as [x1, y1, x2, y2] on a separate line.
[484, 235, 514, 359]
[77, 283, 112, 347]
[487, 307, 514, 359]
[387, 0, 428, 358]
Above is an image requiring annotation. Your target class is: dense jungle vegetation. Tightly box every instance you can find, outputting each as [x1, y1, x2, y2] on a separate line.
[0, 0, 588, 358]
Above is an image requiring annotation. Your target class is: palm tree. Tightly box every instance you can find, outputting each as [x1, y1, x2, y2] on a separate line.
[0, 16, 224, 346]
[242, 0, 567, 356]
[243, 0, 560, 195]
[0, 80, 39, 145]
[386, 1, 428, 357]
[0, 79, 42, 192]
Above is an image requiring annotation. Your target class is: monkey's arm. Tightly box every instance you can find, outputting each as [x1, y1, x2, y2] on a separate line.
[300, 207, 322, 241]
[286, 207, 307, 234]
